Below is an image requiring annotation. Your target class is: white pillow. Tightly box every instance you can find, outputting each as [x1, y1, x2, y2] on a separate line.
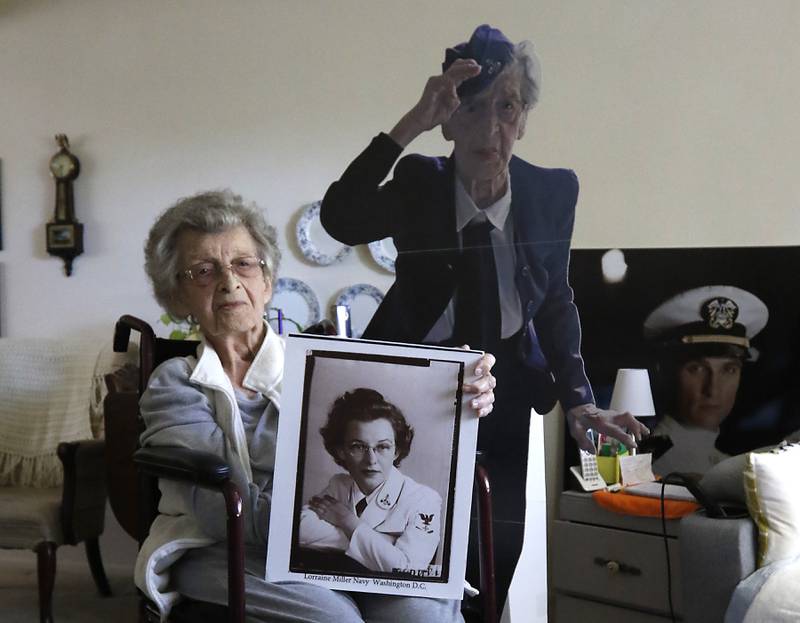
[744, 442, 800, 568]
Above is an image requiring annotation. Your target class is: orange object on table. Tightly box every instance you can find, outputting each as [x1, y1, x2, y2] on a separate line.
[592, 489, 700, 518]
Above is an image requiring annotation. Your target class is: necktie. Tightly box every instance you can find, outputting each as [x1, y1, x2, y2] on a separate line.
[355, 497, 368, 517]
[453, 219, 500, 350]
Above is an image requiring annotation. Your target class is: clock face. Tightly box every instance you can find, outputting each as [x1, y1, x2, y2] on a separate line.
[49, 152, 77, 179]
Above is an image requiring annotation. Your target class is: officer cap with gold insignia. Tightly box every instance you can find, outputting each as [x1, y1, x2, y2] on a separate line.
[643, 285, 769, 360]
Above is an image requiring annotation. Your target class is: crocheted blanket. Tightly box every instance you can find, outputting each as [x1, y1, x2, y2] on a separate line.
[0, 338, 100, 487]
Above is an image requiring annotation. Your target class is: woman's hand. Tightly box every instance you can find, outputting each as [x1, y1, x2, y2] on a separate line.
[461, 349, 496, 417]
[308, 494, 360, 538]
[566, 403, 650, 453]
[389, 59, 481, 147]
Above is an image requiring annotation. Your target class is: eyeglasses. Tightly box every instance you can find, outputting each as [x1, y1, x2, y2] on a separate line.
[453, 97, 523, 124]
[180, 256, 266, 287]
[345, 441, 396, 459]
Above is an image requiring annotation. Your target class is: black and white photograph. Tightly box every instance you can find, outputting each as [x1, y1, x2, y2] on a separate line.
[267, 334, 482, 599]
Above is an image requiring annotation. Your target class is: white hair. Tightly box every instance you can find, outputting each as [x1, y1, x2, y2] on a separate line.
[144, 189, 280, 320]
[513, 40, 542, 109]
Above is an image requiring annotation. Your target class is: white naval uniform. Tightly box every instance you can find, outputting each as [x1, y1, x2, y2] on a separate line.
[652, 415, 728, 477]
[298, 466, 442, 574]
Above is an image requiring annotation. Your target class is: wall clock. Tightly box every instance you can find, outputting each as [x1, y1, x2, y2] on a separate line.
[46, 134, 84, 276]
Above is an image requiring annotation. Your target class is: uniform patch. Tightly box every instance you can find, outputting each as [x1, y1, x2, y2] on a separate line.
[378, 493, 392, 509]
[702, 296, 739, 330]
[415, 512, 435, 533]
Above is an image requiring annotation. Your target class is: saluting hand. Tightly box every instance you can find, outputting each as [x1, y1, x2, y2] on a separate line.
[389, 59, 481, 147]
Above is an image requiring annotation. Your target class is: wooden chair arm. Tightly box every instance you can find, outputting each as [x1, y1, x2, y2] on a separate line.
[57, 439, 107, 545]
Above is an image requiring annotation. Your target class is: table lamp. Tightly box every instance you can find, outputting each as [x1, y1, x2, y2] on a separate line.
[609, 368, 656, 425]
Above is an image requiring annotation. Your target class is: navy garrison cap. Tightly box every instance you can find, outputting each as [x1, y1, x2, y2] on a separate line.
[442, 24, 514, 98]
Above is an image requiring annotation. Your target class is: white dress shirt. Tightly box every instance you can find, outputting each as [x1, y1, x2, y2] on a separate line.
[424, 176, 523, 343]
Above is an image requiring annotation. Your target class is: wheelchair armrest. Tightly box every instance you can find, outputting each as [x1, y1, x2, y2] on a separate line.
[135, 446, 246, 622]
[134, 446, 232, 489]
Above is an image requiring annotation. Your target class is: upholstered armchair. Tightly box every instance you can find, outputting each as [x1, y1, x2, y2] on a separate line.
[680, 440, 800, 623]
[0, 337, 116, 623]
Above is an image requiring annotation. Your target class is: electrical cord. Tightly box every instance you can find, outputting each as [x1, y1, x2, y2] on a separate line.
[659, 471, 729, 623]
[660, 479, 677, 623]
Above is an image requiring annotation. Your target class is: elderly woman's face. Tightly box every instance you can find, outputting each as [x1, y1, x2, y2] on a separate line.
[174, 225, 271, 339]
[443, 68, 527, 184]
[675, 356, 742, 431]
[337, 418, 399, 495]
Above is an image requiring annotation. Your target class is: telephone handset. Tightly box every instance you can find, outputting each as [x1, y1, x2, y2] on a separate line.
[570, 450, 607, 492]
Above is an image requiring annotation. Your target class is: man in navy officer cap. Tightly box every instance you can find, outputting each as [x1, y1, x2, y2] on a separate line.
[321, 24, 648, 607]
[644, 285, 769, 476]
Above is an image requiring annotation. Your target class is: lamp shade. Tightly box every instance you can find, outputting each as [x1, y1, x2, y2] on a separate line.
[609, 368, 656, 416]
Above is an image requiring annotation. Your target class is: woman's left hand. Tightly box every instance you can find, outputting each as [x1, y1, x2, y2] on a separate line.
[308, 494, 360, 538]
[461, 349, 496, 417]
[566, 403, 650, 453]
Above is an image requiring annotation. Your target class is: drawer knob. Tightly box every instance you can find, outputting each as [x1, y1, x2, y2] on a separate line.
[593, 557, 641, 576]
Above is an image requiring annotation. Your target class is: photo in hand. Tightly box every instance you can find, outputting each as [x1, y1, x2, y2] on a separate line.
[267, 334, 482, 599]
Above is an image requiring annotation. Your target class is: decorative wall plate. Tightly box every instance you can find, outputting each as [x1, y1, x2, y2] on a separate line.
[368, 237, 398, 273]
[267, 277, 321, 334]
[296, 201, 352, 265]
[334, 284, 385, 338]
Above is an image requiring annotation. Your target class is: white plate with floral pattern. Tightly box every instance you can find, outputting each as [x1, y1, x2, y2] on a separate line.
[368, 237, 397, 273]
[267, 277, 321, 334]
[296, 201, 352, 266]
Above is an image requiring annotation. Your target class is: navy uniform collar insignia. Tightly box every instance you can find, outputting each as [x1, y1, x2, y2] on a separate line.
[378, 492, 392, 509]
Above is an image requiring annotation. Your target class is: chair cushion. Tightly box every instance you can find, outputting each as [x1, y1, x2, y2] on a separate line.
[726, 554, 800, 623]
[744, 442, 800, 567]
[0, 487, 63, 548]
[699, 451, 750, 505]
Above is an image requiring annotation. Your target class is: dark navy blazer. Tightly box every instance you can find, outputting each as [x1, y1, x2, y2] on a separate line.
[321, 133, 594, 413]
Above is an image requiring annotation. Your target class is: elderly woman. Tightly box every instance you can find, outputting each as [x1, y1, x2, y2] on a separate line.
[133, 190, 495, 623]
[320, 24, 647, 605]
[299, 388, 442, 575]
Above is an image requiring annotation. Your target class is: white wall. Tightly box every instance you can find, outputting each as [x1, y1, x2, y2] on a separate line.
[1, 1, 798, 339]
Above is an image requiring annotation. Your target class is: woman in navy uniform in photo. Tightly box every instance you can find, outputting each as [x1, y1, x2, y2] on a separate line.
[644, 285, 769, 476]
[298, 388, 443, 576]
[320, 24, 648, 603]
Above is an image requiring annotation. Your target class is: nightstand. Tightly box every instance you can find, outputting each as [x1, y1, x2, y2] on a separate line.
[551, 490, 684, 622]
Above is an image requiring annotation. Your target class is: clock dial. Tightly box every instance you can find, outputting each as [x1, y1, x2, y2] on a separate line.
[49, 153, 76, 179]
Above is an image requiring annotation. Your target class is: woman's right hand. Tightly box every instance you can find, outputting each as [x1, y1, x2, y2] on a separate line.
[389, 59, 481, 147]
[308, 494, 360, 538]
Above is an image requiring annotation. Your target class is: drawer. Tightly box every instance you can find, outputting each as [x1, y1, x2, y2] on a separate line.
[552, 520, 683, 616]
[554, 594, 677, 623]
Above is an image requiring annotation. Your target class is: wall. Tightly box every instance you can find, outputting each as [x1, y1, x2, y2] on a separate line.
[1, 0, 798, 340]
